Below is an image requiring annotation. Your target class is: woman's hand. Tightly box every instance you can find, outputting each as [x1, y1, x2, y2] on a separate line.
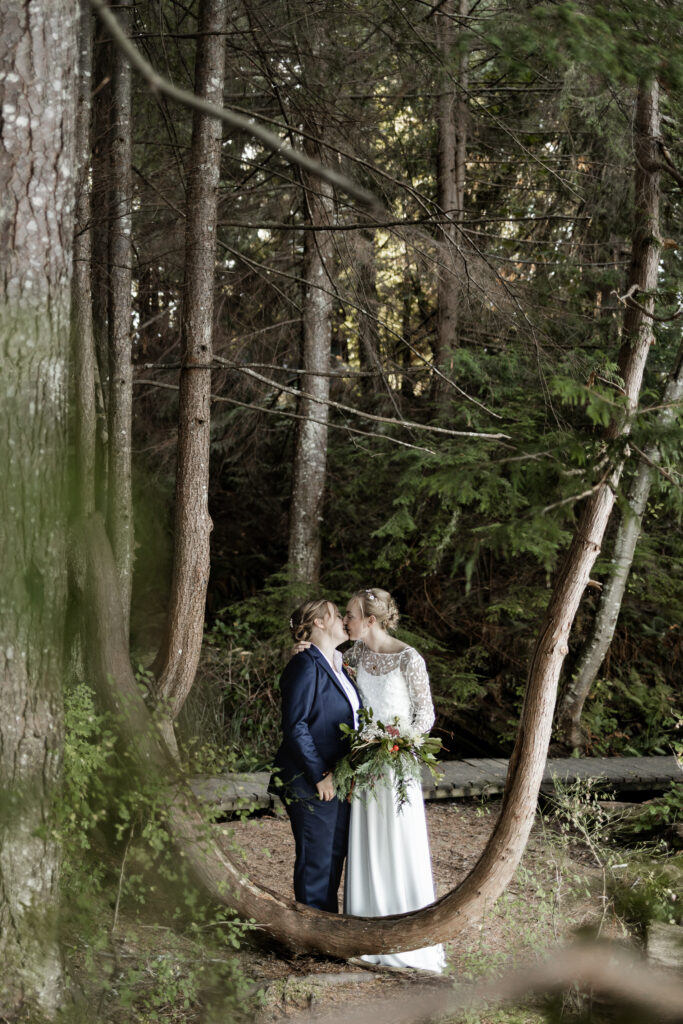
[291, 640, 311, 657]
[315, 774, 335, 801]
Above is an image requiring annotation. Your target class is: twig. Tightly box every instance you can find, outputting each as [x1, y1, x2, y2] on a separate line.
[112, 822, 135, 933]
[630, 442, 683, 494]
[134, 379, 439, 455]
[612, 285, 682, 323]
[213, 358, 511, 441]
[656, 141, 683, 189]
[541, 475, 609, 515]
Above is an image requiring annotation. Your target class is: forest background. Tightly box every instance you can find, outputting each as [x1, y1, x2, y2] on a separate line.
[2, 0, 683, 1020]
[118, 0, 683, 767]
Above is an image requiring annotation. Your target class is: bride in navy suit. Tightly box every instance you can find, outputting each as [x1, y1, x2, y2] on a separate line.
[269, 599, 361, 912]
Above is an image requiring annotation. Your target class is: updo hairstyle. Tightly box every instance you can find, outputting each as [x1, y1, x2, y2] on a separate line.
[289, 598, 331, 643]
[351, 588, 400, 632]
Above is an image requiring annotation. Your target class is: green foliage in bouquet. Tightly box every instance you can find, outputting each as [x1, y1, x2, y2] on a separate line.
[333, 707, 443, 810]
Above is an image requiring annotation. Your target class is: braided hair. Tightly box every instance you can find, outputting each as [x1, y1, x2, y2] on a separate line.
[351, 588, 399, 631]
[289, 599, 331, 643]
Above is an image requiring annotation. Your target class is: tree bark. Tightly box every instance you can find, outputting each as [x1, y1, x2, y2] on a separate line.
[434, 0, 467, 392]
[72, 0, 97, 519]
[288, 135, 335, 587]
[355, 229, 380, 394]
[153, 0, 227, 750]
[557, 78, 663, 749]
[0, 3, 77, 1016]
[106, 1, 134, 636]
[91, 17, 111, 510]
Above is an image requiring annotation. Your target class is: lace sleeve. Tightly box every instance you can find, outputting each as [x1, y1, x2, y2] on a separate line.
[343, 640, 363, 668]
[402, 648, 435, 732]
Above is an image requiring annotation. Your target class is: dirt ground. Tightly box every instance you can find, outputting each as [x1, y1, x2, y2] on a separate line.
[223, 798, 603, 1022]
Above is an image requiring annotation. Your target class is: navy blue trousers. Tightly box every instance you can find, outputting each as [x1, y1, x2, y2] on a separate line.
[285, 794, 350, 912]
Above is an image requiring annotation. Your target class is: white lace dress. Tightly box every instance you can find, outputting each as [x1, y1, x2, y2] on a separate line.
[343, 641, 445, 972]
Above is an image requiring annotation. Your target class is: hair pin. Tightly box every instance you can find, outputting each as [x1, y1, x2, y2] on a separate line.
[365, 589, 376, 600]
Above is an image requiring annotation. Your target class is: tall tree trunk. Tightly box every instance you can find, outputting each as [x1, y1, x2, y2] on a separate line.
[559, 348, 682, 750]
[153, 0, 227, 755]
[557, 78, 663, 749]
[0, 3, 77, 1016]
[355, 228, 380, 394]
[91, 18, 111, 511]
[288, 136, 335, 587]
[434, 0, 467, 394]
[106, 1, 134, 636]
[399, 248, 415, 397]
[73, 0, 97, 519]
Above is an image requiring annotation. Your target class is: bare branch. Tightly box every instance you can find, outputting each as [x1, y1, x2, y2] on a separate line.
[612, 285, 682, 323]
[134, 378, 439, 455]
[657, 140, 683, 188]
[541, 472, 610, 515]
[89, 0, 383, 213]
[213, 358, 512, 441]
[630, 441, 683, 494]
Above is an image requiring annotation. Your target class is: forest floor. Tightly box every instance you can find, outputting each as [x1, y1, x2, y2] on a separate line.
[221, 796, 626, 1023]
[82, 795, 682, 1023]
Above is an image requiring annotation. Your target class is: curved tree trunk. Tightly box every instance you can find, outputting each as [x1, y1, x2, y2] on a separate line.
[0, 3, 77, 1015]
[85, 453, 637, 957]
[288, 133, 335, 587]
[106, 0, 134, 636]
[558, 342, 683, 749]
[557, 77, 662, 749]
[152, 0, 227, 754]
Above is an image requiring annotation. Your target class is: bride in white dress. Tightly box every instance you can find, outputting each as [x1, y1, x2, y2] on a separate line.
[342, 588, 445, 973]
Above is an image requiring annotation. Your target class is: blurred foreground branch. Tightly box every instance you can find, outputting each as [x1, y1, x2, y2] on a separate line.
[295, 943, 683, 1024]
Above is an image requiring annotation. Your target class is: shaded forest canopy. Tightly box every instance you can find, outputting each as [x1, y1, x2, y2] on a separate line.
[118, 0, 683, 764]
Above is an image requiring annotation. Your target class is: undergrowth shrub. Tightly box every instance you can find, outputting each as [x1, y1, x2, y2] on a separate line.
[61, 682, 255, 1023]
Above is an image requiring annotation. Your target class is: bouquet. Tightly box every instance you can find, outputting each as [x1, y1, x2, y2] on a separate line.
[333, 707, 443, 810]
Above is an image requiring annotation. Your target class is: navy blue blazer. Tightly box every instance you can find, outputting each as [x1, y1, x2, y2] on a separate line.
[270, 646, 361, 800]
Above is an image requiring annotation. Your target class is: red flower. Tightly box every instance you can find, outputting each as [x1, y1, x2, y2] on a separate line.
[391, 744, 400, 752]
[386, 725, 400, 738]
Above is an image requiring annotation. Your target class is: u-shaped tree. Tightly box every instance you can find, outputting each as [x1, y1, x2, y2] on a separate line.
[83, 1, 662, 957]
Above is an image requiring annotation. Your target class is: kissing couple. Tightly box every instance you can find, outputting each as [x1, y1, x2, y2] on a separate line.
[269, 587, 445, 972]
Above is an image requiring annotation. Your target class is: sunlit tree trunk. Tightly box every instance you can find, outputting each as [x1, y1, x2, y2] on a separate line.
[434, 0, 468, 395]
[106, 1, 134, 636]
[153, 0, 227, 757]
[288, 132, 335, 586]
[557, 78, 663, 749]
[0, 3, 77, 1016]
